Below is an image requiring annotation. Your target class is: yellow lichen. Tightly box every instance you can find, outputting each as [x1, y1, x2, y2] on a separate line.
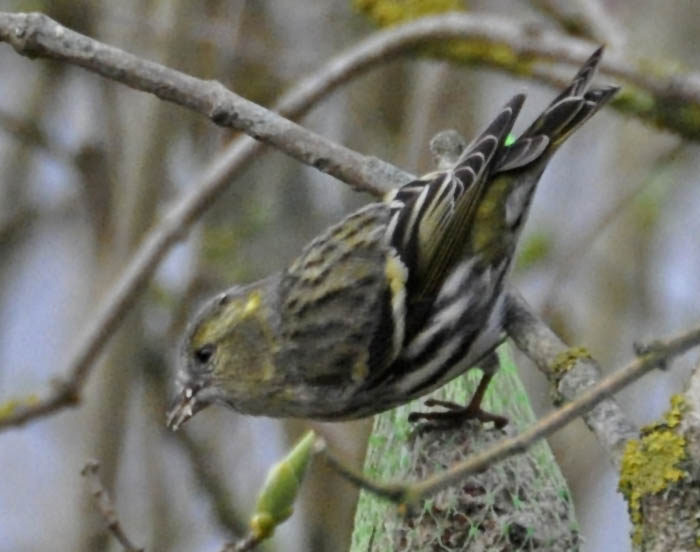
[612, 86, 656, 115]
[0, 394, 40, 419]
[441, 40, 530, 73]
[662, 394, 685, 428]
[353, 1, 540, 81]
[353, 0, 463, 26]
[545, 347, 592, 405]
[618, 395, 688, 545]
[551, 347, 592, 377]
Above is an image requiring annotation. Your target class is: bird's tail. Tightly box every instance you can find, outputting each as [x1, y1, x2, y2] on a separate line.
[467, 47, 618, 270]
[496, 46, 619, 173]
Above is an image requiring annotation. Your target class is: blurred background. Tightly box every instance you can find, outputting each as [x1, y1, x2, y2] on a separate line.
[1, 1, 699, 551]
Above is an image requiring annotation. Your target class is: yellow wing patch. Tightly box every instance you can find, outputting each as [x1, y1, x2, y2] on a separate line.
[385, 249, 408, 362]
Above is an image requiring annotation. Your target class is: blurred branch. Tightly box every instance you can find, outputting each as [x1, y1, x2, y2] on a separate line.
[175, 431, 250, 538]
[542, 143, 686, 317]
[347, 13, 700, 141]
[528, 0, 625, 49]
[0, 204, 38, 244]
[1, 10, 699, 431]
[0, 106, 72, 160]
[221, 535, 262, 552]
[80, 460, 144, 552]
[329, 322, 700, 504]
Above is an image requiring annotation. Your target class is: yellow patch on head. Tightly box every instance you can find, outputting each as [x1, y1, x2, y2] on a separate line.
[192, 319, 218, 347]
[193, 289, 263, 346]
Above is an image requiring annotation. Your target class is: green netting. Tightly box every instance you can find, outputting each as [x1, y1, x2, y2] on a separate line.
[351, 344, 580, 551]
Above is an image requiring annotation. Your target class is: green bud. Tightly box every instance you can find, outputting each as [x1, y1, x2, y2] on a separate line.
[250, 430, 316, 540]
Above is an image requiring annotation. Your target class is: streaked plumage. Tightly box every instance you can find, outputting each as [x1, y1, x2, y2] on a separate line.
[167, 47, 618, 430]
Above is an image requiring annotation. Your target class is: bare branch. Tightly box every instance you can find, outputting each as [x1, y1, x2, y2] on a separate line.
[80, 460, 144, 552]
[0, 106, 73, 160]
[3, 11, 700, 144]
[409, 323, 700, 500]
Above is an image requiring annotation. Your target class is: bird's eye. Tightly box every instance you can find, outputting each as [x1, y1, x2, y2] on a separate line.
[194, 344, 215, 364]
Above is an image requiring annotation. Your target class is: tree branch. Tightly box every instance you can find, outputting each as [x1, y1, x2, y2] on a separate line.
[80, 460, 143, 552]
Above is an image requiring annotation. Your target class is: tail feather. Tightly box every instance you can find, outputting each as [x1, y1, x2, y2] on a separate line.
[497, 47, 616, 171]
[546, 45, 604, 107]
[565, 85, 620, 133]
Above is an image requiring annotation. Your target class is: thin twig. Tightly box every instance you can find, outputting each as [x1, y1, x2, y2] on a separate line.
[220, 534, 263, 552]
[0, 106, 73, 160]
[325, 323, 700, 504]
[80, 460, 144, 552]
[175, 430, 250, 538]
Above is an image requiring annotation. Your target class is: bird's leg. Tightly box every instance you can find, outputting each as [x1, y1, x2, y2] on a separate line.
[407, 353, 508, 429]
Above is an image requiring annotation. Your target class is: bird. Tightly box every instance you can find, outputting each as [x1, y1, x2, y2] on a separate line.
[167, 47, 618, 431]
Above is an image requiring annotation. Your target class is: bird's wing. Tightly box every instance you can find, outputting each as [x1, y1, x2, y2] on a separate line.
[279, 203, 402, 387]
[383, 94, 525, 334]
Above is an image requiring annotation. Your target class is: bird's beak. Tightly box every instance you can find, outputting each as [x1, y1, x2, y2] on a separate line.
[166, 387, 202, 431]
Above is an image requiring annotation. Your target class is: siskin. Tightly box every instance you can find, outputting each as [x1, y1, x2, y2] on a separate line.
[167, 47, 617, 431]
